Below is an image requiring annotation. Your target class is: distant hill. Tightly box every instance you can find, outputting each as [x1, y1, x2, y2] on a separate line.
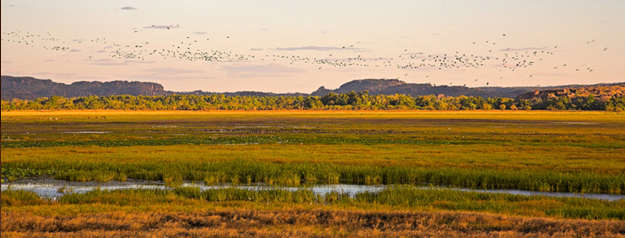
[1, 76, 171, 100]
[311, 79, 406, 96]
[313, 79, 625, 99]
[0, 76, 307, 100]
[2, 75, 623, 100]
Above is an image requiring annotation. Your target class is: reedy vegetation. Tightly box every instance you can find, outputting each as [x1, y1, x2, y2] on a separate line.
[2, 111, 625, 194]
[3, 159, 625, 194]
[2, 111, 625, 235]
[2, 186, 625, 220]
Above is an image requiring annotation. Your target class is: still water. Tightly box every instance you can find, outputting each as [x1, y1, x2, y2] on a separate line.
[2, 177, 623, 201]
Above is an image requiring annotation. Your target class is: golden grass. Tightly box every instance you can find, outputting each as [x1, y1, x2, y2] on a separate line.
[2, 209, 624, 237]
[3, 143, 624, 174]
[3, 110, 625, 193]
[2, 110, 624, 235]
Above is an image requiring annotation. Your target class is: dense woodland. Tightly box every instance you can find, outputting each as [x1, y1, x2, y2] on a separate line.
[1, 91, 624, 111]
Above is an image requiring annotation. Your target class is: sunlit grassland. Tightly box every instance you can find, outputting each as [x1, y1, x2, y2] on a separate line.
[3, 110, 624, 142]
[2, 110, 625, 235]
[2, 143, 624, 173]
[2, 187, 624, 220]
[4, 202, 624, 237]
[2, 110, 625, 193]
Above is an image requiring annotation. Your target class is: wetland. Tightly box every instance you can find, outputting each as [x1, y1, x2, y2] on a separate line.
[2, 111, 625, 236]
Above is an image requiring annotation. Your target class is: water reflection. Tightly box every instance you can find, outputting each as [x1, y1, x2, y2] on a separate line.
[1, 178, 623, 201]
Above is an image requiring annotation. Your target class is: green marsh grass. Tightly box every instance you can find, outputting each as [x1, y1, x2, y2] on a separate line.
[2, 112, 624, 197]
[1, 189, 45, 206]
[3, 186, 623, 220]
[4, 159, 624, 194]
[3, 110, 625, 236]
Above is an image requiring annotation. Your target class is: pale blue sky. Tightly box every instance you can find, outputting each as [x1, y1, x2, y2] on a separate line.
[2, 1, 624, 92]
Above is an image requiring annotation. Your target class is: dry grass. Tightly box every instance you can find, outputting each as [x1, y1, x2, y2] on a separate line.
[2, 209, 624, 237]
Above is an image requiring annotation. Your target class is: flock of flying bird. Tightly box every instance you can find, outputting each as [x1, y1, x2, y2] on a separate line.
[1, 29, 607, 87]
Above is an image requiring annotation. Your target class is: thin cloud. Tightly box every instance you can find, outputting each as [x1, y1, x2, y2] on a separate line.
[274, 46, 366, 51]
[91, 59, 125, 66]
[193, 31, 208, 35]
[121, 6, 137, 10]
[500, 47, 549, 51]
[69, 49, 81, 52]
[531, 72, 569, 77]
[142, 67, 203, 75]
[95, 50, 107, 53]
[126, 60, 156, 64]
[128, 68, 213, 82]
[221, 63, 305, 78]
[322, 56, 393, 61]
[352, 48, 373, 52]
[92, 62, 126, 66]
[401, 52, 424, 56]
[145, 25, 181, 29]
[402, 67, 442, 72]
[250, 48, 263, 51]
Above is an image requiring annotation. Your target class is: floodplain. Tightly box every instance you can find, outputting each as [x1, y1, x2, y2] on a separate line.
[2, 110, 625, 237]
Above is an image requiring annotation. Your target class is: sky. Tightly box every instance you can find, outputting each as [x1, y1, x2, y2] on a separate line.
[1, 1, 624, 93]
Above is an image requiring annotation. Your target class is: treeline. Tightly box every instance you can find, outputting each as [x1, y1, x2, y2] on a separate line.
[1, 91, 624, 111]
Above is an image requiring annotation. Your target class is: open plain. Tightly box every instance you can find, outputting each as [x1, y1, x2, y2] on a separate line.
[2, 110, 625, 237]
